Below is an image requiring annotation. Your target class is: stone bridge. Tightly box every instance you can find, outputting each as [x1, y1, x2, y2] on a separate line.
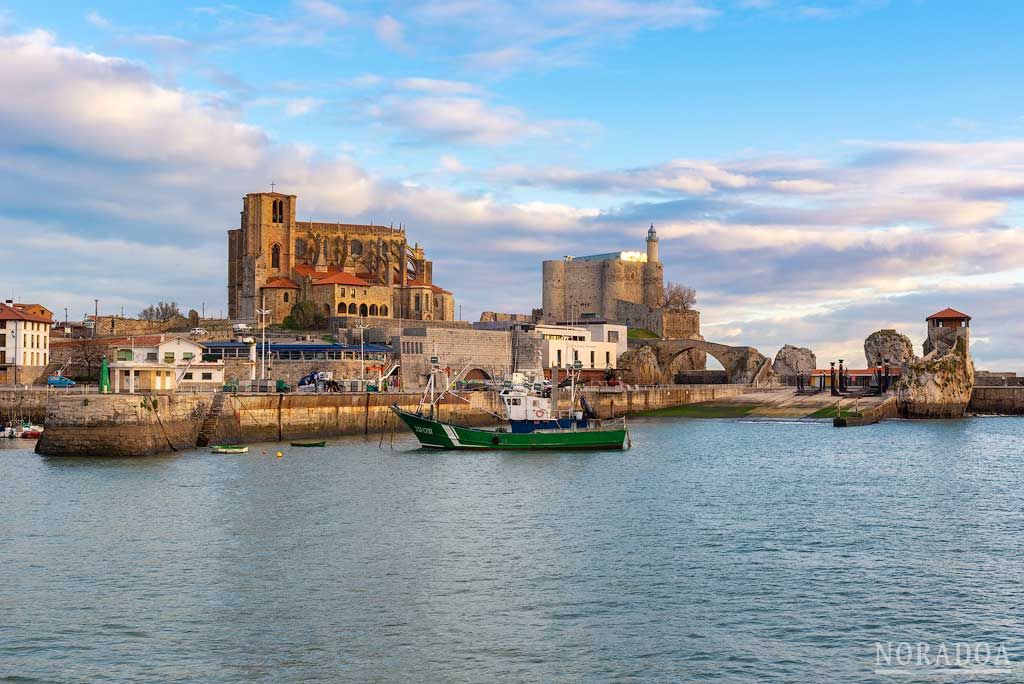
[632, 338, 775, 385]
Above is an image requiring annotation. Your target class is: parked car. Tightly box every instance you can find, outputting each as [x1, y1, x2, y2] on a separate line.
[47, 375, 76, 388]
[232, 323, 252, 334]
[190, 327, 209, 337]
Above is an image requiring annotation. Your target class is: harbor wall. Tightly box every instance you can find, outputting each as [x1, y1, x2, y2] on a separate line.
[967, 386, 1024, 415]
[36, 393, 209, 457]
[35, 384, 752, 456]
[0, 389, 47, 424]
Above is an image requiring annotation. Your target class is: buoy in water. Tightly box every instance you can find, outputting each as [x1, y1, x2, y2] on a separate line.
[276, 451, 283, 458]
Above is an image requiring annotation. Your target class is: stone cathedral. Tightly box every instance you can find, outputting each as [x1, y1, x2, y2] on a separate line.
[227, 192, 455, 324]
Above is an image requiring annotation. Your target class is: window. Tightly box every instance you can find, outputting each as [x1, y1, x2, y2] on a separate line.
[337, 302, 345, 313]
[348, 303, 357, 315]
[350, 239, 363, 256]
[272, 199, 284, 223]
[323, 304, 331, 315]
[590, 350, 595, 367]
[295, 238, 307, 261]
[369, 304, 378, 316]
[606, 351, 611, 366]
[608, 330, 619, 343]
[201, 372, 213, 381]
[0, 334, 6, 347]
[164, 352, 175, 363]
[557, 349, 562, 365]
[359, 304, 368, 317]
[183, 352, 194, 360]
[183, 372, 193, 380]
[271, 243, 281, 269]
[380, 305, 388, 317]
[116, 349, 133, 361]
[283, 292, 289, 303]
[146, 352, 158, 361]
[415, 294, 421, 312]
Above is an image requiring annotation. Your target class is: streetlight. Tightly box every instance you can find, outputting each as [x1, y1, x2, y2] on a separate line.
[356, 323, 368, 388]
[256, 295, 272, 385]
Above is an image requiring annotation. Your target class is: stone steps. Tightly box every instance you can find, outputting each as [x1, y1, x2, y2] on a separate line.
[195, 393, 227, 447]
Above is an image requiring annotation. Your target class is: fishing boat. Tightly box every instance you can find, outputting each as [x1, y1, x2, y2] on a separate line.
[290, 440, 326, 447]
[211, 444, 249, 454]
[391, 364, 628, 451]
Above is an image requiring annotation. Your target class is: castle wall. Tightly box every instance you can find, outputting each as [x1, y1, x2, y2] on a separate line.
[541, 260, 565, 321]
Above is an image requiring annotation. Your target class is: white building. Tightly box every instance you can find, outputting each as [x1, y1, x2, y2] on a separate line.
[534, 324, 621, 371]
[109, 335, 225, 393]
[0, 302, 53, 385]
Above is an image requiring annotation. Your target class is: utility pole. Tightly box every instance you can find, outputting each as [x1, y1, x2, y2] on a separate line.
[201, 302, 205, 319]
[93, 299, 98, 338]
[357, 324, 368, 388]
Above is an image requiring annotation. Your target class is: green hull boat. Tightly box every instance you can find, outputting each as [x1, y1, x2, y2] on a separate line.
[290, 440, 327, 447]
[391, 406, 628, 451]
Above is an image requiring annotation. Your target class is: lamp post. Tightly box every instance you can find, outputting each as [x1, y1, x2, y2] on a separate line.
[93, 299, 98, 338]
[838, 358, 845, 393]
[356, 323, 368, 388]
[256, 295, 271, 385]
[830, 361, 839, 397]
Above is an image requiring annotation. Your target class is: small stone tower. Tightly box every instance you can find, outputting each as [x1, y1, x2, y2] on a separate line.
[924, 307, 971, 356]
[642, 225, 663, 307]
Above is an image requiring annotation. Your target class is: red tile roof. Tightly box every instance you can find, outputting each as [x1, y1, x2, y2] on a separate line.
[406, 279, 451, 295]
[263, 277, 300, 289]
[0, 303, 52, 324]
[312, 271, 371, 286]
[926, 307, 971, 321]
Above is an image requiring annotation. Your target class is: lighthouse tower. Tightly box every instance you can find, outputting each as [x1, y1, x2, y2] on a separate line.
[642, 224, 663, 307]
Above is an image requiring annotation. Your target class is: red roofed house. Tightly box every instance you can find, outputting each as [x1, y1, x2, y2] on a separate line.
[0, 301, 54, 385]
[227, 192, 456, 323]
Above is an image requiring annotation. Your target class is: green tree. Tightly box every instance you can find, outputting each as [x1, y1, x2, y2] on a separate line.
[283, 301, 327, 330]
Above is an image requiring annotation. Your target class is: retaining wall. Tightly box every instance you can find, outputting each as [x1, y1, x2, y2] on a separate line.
[968, 386, 1024, 415]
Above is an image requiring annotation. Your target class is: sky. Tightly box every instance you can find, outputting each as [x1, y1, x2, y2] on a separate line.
[1, 0, 1023, 370]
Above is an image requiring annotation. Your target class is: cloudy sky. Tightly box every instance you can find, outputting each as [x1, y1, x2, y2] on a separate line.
[1, 1, 1022, 369]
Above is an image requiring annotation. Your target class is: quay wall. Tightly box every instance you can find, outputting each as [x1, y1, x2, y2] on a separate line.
[36, 393, 209, 457]
[36, 384, 753, 456]
[968, 386, 1024, 415]
[0, 389, 48, 423]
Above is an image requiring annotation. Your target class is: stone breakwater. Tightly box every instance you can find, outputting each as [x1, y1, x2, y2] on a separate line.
[35, 384, 751, 457]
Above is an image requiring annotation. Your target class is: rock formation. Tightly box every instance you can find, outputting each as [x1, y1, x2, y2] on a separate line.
[896, 336, 974, 418]
[618, 346, 661, 385]
[772, 345, 816, 376]
[864, 329, 916, 367]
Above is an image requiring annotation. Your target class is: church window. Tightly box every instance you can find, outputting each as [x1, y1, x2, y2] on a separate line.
[350, 239, 363, 256]
[348, 303, 357, 314]
[283, 292, 289, 303]
[369, 304, 378, 316]
[271, 243, 281, 269]
[272, 199, 284, 223]
[380, 305, 388, 317]
[414, 294, 421, 312]
[295, 238, 307, 261]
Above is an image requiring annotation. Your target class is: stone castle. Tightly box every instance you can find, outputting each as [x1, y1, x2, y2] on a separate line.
[541, 226, 699, 338]
[227, 192, 455, 323]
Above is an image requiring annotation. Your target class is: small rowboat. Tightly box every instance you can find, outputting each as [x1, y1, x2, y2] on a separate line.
[211, 444, 249, 454]
[290, 440, 326, 447]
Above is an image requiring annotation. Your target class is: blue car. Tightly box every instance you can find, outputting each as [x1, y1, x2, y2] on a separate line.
[47, 375, 76, 388]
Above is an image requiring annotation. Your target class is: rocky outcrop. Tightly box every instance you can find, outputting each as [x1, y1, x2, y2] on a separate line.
[772, 345, 816, 376]
[618, 346, 661, 385]
[864, 329, 917, 367]
[896, 336, 974, 418]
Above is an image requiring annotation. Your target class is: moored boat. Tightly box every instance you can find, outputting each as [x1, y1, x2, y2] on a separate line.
[392, 365, 628, 451]
[211, 444, 249, 454]
[290, 440, 326, 447]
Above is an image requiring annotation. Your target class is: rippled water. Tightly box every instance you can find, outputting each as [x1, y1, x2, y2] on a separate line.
[3, 417, 1024, 683]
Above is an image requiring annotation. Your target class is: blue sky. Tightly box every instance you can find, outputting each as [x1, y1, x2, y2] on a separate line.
[2, 0, 1023, 369]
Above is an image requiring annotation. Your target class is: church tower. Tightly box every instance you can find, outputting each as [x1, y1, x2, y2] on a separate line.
[642, 225, 663, 307]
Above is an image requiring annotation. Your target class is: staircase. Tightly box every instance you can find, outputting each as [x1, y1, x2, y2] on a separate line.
[195, 392, 227, 447]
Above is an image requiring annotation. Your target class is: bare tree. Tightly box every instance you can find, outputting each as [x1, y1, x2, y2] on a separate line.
[663, 282, 697, 311]
[69, 337, 109, 380]
[139, 301, 182, 321]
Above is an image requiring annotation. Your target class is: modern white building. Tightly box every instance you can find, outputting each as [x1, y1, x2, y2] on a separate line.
[534, 324, 621, 371]
[109, 335, 225, 393]
[0, 302, 53, 385]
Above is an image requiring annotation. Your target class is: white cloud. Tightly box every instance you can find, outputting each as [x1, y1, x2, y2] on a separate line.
[298, 0, 348, 26]
[86, 11, 112, 29]
[375, 15, 413, 55]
